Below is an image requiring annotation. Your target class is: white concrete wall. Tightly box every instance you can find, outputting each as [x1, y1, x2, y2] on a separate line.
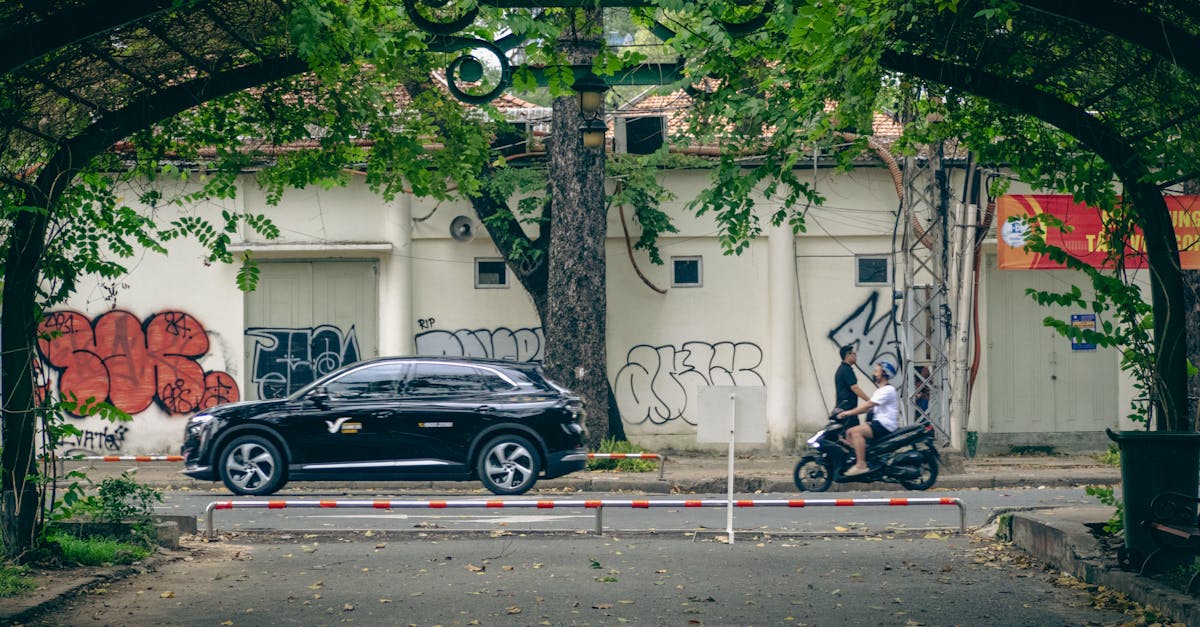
[40, 166, 1141, 455]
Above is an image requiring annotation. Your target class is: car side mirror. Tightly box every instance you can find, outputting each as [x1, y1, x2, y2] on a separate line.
[308, 386, 330, 407]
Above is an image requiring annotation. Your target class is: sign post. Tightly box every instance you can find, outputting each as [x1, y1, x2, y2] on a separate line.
[698, 386, 767, 545]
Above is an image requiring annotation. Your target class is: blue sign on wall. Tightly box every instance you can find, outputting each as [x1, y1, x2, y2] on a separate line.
[1070, 313, 1097, 351]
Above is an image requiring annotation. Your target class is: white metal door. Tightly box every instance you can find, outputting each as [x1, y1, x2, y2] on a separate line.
[985, 254, 1117, 432]
[244, 260, 379, 400]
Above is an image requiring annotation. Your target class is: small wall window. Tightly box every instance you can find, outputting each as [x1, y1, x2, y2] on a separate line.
[672, 256, 703, 287]
[475, 259, 509, 288]
[856, 256, 890, 286]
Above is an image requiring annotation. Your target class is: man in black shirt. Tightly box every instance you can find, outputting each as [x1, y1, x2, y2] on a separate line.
[835, 344, 871, 413]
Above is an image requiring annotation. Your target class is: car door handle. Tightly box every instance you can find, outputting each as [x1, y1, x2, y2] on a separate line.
[475, 405, 492, 413]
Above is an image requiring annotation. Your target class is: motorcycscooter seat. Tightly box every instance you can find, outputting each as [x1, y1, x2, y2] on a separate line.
[872, 422, 926, 446]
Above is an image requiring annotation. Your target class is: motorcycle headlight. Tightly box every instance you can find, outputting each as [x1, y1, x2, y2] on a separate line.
[806, 429, 826, 447]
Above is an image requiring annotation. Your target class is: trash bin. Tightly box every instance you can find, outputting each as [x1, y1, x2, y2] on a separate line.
[1106, 428, 1200, 571]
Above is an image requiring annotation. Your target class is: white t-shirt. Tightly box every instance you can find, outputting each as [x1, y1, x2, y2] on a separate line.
[870, 384, 900, 431]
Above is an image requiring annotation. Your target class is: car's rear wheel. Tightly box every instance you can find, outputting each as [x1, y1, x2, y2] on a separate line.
[218, 434, 287, 496]
[477, 435, 541, 495]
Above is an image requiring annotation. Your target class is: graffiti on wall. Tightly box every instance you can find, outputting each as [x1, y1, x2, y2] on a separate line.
[415, 327, 544, 362]
[614, 341, 764, 426]
[245, 325, 361, 399]
[828, 291, 901, 372]
[60, 425, 129, 453]
[37, 310, 239, 416]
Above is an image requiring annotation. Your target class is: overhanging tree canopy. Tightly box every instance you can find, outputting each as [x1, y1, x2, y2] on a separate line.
[665, 0, 1200, 431]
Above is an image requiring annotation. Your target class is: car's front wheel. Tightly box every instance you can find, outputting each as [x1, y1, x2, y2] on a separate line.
[477, 435, 541, 495]
[218, 434, 287, 496]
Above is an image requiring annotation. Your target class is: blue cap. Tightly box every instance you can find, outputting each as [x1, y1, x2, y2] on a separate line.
[880, 362, 897, 379]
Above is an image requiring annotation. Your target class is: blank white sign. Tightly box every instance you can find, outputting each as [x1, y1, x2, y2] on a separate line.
[696, 386, 768, 444]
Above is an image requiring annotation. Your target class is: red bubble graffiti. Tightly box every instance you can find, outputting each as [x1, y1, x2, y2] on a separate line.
[37, 310, 239, 416]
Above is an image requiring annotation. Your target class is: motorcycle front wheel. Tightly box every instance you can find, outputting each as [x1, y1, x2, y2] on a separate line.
[793, 454, 833, 492]
[898, 452, 939, 491]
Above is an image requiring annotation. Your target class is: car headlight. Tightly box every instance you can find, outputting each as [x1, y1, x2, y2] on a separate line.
[187, 414, 214, 432]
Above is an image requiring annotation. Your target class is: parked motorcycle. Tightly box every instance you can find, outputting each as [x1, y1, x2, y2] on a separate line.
[793, 412, 940, 492]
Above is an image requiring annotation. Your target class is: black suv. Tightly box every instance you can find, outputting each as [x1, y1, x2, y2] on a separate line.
[181, 357, 587, 495]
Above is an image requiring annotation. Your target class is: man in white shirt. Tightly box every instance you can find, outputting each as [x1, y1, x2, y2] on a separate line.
[836, 361, 900, 477]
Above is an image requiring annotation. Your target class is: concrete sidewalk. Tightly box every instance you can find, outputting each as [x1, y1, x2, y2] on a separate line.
[59, 451, 1121, 494]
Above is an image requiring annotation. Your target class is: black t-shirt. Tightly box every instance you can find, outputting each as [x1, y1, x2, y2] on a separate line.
[835, 362, 859, 411]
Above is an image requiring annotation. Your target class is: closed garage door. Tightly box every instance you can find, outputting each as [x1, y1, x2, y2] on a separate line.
[244, 260, 379, 400]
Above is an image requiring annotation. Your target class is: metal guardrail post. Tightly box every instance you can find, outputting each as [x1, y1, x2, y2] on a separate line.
[595, 504, 603, 535]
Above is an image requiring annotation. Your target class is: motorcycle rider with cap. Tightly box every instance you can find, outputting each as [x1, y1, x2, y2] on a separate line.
[837, 361, 900, 477]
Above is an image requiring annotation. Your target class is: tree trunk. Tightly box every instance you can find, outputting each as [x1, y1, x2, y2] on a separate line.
[540, 7, 623, 446]
[1, 208, 49, 560]
[1131, 181, 1190, 431]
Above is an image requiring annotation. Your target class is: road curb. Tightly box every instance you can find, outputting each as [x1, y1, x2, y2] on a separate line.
[1008, 507, 1200, 625]
[107, 472, 1120, 495]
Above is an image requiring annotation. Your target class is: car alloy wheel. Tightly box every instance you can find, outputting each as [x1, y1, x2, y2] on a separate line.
[477, 435, 541, 495]
[218, 434, 286, 496]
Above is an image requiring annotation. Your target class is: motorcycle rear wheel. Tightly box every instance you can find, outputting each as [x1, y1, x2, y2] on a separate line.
[898, 453, 938, 490]
[793, 455, 833, 492]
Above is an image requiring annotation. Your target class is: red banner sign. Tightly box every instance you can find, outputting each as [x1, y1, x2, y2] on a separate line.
[997, 194, 1200, 270]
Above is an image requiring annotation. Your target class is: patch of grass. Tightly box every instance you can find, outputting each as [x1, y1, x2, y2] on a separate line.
[0, 565, 36, 597]
[1095, 443, 1121, 467]
[586, 438, 657, 472]
[46, 532, 150, 566]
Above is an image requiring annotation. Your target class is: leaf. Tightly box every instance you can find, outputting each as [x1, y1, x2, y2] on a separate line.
[593, 603, 613, 609]
[466, 564, 485, 572]
[506, 605, 522, 614]
[160, 591, 175, 598]
[308, 582, 323, 590]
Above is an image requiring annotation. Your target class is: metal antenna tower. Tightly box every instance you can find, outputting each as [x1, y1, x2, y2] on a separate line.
[898, 144, 953, 443]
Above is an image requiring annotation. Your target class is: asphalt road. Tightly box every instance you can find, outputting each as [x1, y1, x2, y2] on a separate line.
[32, 533, 1130, 626]
[156, 486, 1096, 536]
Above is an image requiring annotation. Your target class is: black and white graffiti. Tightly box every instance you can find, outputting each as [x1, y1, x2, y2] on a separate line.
[614, 341, 764, 426]
[60, 424, 129, 453]
[415, 327, 544, 362]
[245, 325, 361, 399]
[828, 291, 901, 373]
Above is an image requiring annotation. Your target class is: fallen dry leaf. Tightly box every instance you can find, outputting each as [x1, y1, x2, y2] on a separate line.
[343, 603, 354, 611]
[466, 564, 485, 572]
[160, 591, 175, 598]
[506, 605, 522, 614]
[593, 603, 613, 610]
[308, 582, 323, 590]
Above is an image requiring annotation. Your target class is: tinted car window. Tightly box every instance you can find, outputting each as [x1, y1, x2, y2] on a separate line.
[406, 363, 512, 396]
[324, 363, 406, 399]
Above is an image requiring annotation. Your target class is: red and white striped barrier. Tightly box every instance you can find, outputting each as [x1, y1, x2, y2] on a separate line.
[586, 452, 666, 479]
[43, 454, 184, 462]
[77, 455, 185, 462]
[203, 496, 966, 538]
